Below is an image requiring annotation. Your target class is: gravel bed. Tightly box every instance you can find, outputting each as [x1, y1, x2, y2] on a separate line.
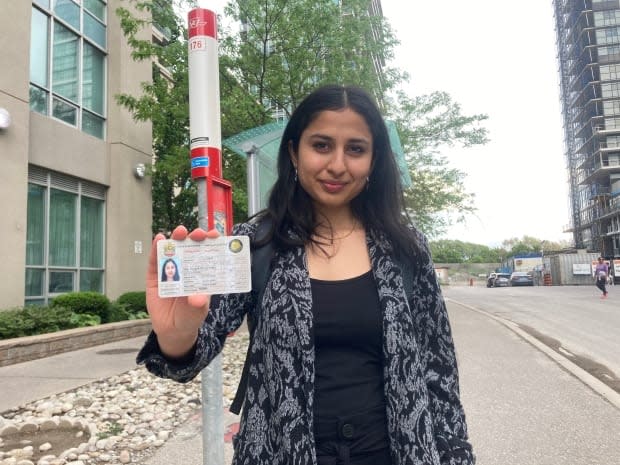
[0, 332, 248, 465]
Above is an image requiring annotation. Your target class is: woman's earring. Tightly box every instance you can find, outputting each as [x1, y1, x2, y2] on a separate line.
[294, 169, 298, 183]
[366, 176, 370, 190]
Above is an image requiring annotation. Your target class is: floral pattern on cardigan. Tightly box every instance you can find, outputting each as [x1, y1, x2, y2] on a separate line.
[137, 222, 474, 465]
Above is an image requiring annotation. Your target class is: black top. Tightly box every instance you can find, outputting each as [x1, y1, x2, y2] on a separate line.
[311, 270, 386, 420]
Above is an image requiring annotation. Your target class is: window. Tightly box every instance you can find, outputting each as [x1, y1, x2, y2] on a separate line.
[603, 99, 620, 116]
[29, 1, 107, 139]
[601, 81, 620, 98]
[600, 63, 620, 80]
[596, 26, 620, 45]
[607, 135, 620, 147]
[598, 44, 620, 62]
[25, 166, 106, 305]
[594, 10, 620, 27]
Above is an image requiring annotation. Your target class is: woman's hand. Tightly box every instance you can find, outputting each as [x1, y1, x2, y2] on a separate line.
[145, 225, 219, 359]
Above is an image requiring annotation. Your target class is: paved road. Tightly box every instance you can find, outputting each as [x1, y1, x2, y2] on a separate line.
[447, 297, 620, 465]
[443, 285, 620, 392]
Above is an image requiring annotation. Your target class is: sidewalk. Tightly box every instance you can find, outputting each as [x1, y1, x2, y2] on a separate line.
[0, 336, 146, 412]
[1, 302, 619, 465]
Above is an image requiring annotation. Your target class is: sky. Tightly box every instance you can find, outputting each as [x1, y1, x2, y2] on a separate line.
[194, 0, 572, 247]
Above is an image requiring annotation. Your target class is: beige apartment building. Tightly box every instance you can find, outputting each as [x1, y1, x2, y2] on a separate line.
[0, 1, 153, 309]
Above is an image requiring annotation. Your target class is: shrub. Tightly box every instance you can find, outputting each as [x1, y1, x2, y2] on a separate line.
[69, 312, 101, 327]
[22, 305, 75, 333]
[116, 291, 146, 316]
[0, 306, 76, 340]
[0, 291, 148, 340]
[107, 302, 131, 323]
[51, 292, 111, 322]
[0, 308, 33, 339]
[129, 311, 149, 320]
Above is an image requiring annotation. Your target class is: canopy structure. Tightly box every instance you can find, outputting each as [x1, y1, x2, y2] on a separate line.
[223, 120, 412, 211]
[385, 120, 413, 189]
[223, 120, 287, 211]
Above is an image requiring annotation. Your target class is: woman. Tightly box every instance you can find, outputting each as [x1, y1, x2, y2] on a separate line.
[160, 258, 180, 282]
[594, 256, 609, 299]
[138, 85, 474, 464]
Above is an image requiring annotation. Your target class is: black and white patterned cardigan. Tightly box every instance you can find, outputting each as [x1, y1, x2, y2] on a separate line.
[137, 221, 475, 465]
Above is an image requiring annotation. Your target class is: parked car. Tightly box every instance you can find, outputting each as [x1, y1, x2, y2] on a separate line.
[510, 271, 534, 286]
[487, 272, 511, 287]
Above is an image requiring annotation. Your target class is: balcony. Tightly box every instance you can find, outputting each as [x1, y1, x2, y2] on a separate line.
[598, 194, 620, 220]
[579, 154, 620, 185]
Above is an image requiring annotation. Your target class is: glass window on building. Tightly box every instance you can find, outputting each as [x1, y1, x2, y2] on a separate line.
[603, 99, 620, 116]
[29, 1, 107, 139]
[600, 63, 620, 81]
[25, 167, 106, 305]
[598, 44, 620, 63]
[607, 135, 620, 147]
[594, 10, 620, 26]
[596, 26, 620, 45]
[602, 81, 620, 98]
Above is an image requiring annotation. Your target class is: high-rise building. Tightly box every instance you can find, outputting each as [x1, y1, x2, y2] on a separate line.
[0, 1, 153, 308]
[554, 0, 620, 256]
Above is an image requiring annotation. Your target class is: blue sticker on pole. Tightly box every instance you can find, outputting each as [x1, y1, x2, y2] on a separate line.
[191, 157, 210, 168]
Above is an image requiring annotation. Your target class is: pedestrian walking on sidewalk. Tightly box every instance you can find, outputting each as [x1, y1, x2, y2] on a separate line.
[137, 85, 475, 465]
[595, 256, 609, 299]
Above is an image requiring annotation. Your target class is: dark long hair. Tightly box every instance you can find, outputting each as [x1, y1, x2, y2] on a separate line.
[256, 85, 419, 261]
[160, 258, 180, 281]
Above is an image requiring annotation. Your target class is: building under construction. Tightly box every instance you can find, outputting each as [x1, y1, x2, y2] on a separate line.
[554, 0, 620, 258]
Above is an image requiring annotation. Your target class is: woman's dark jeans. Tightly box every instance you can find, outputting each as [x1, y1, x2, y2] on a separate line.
[315, 406, 392, 465]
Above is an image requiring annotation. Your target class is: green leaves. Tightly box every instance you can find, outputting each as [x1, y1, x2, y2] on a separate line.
[430, 240, 503, 264]
[115, 0, 490, 236]
[387, 90, 489, 237]
[429, 236, 571, 264]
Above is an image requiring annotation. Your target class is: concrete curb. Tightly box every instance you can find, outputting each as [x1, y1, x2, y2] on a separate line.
[0, 319, 152, 367]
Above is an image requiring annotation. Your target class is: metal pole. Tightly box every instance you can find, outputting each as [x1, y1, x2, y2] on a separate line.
[187, 9, 224, 465]
[245, 144, 260, 216]
[197, 179, 224, 465]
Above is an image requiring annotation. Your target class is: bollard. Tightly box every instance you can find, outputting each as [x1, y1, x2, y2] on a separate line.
[469, 278, 474, 287]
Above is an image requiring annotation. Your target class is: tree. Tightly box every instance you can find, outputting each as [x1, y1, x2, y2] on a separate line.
[430, 235, 572, 265]
[222, 0, 488, 236]
[116, 0, 264, 231]
[387, 91, 489, 237]
[116, 0, 196, 233]
[430, 240, 505, 264]
[115, 0, 489, 235]
[221, 0, 403, 114]
[502, 236, 570, 256]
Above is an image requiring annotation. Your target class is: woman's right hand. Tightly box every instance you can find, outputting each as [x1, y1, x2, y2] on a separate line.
[145, 225, 219, 359]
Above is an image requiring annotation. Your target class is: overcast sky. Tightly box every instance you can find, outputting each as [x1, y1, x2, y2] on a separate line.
[380, 0, 572, 246]
[195, 0, 572, 247]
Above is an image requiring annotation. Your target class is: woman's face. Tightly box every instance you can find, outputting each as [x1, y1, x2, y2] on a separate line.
[290, 108, 373, 214]
[165, 261, 177, 280]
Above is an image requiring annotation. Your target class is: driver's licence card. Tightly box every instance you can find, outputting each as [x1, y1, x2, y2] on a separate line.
[156, 236, 251, 298]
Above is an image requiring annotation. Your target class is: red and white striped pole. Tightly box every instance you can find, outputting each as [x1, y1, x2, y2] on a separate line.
[187, 8, 225, 465]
